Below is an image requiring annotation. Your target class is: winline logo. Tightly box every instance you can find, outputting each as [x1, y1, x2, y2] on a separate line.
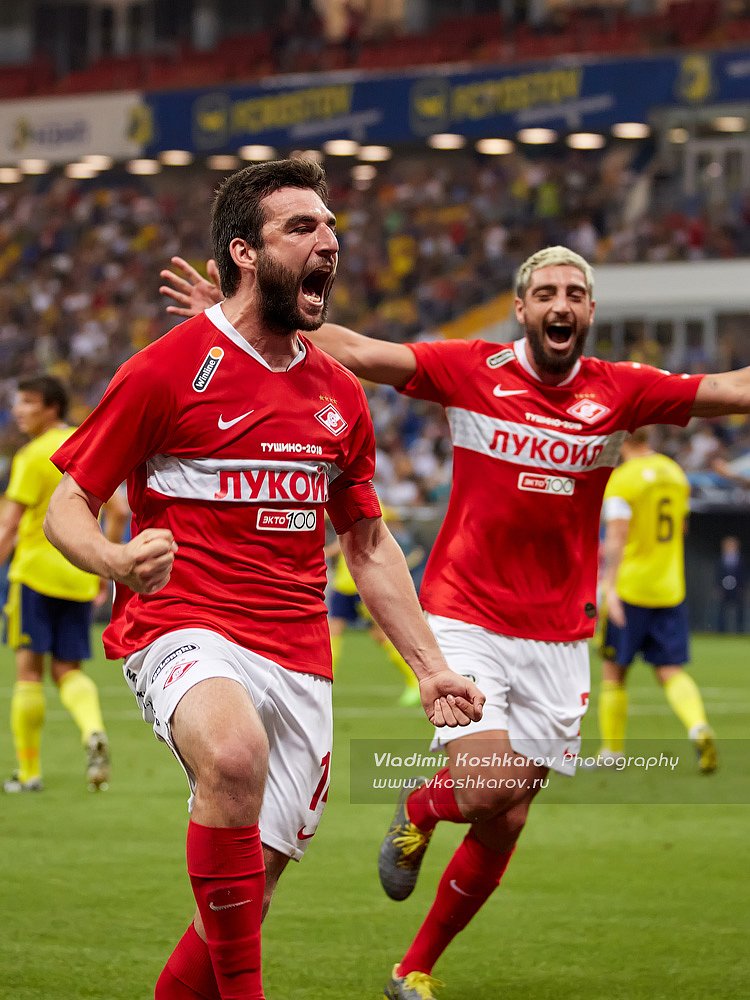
[193, 346, 224, 392]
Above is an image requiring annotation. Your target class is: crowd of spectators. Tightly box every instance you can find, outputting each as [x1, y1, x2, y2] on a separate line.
[1, 139, 749, 513]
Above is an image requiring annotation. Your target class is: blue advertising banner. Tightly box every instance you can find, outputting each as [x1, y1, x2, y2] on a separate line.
[144, 48, 750, 155]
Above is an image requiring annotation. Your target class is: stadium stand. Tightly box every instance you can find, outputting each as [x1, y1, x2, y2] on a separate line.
[1, 2, 749, 542]
[2, 2, 750, 98]
[0, 136, 748, 508]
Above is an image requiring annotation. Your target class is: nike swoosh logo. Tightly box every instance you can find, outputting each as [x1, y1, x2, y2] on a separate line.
[449, 879, 473, 897]
[493, 386, 527, 397]
[218, 410, 255, 430]
[297, 825, 316, 841]
[209, 898, 253, 911]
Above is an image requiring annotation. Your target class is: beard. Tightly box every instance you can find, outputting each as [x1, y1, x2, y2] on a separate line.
[525, 322, 589, 378]
[255, 250, 331, 333]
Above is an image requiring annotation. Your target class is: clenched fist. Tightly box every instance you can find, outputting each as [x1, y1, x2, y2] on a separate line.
[111, 529, 178, 594]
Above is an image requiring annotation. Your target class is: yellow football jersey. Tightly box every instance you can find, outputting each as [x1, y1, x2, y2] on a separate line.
[332, 553, 359, 596]
[5, 426, 99, 602]
[603, 453, 690, 608]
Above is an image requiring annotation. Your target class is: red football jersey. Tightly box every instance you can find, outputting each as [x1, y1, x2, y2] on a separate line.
[401, 337, 702, 642]
[53, 304, 381, 676]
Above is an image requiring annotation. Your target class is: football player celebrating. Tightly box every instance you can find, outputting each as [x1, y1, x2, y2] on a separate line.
[44, 159, 484, 1000]
[161, 242, 750, 999]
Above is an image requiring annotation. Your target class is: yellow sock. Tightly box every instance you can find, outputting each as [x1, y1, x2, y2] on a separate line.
[663, 671, 708, 735]
[598, 679, 628, 753]
[382, 640, 419, 690]
[10, 681, 45, 783]
[58, 670, 105, 744]
[330, 633, 343, 676]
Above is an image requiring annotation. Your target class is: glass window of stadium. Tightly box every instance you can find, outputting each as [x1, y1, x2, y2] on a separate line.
[657, 106, 750, 204]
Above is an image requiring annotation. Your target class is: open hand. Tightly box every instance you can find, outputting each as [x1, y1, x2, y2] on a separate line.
[159, 256, 222, 317]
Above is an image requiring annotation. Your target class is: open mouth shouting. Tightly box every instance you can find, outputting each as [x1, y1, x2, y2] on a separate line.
[544, 321, 576, 353]
[300, 265, 335, 311]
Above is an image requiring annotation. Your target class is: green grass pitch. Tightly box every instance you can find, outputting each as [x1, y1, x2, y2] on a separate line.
[1, 630, 748, 999]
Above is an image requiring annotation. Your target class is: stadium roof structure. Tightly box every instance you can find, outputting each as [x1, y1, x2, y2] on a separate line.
[594, 260, 750, 319]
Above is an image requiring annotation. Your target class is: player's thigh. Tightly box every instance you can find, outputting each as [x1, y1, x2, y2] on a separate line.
[425, 613, 514, 743]
[172, 677, 268, 787]
[4, 583, 52, 657]
[258, 666, 332, 862]
[600, 600, 649, 669]
[123, 628, 270, 791]
[48, 595, 92, 662]
[508, 638, 591, 775]
[642, 602, 689, 667]
[328, 590, 359, 625]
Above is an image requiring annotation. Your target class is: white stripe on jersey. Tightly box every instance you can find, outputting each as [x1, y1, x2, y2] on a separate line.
[146, 455, 332, 503]
[446, 407, 626, 474]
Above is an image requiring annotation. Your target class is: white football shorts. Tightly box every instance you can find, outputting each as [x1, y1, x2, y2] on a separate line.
[426, 613, 590, 776]
[123, 628, 332, 860]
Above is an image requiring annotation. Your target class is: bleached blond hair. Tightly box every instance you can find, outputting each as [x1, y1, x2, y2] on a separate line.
[515, 246, 594, 298]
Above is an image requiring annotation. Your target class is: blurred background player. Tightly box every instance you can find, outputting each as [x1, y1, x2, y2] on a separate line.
[598, 428, 717, 773]
[0, 375, 127, 792]
[326, 508, 424, 707]
[715, 535, 746, 633]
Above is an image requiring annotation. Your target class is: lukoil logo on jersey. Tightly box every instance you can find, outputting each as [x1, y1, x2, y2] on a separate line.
[147, 456, 331, 503]
[193, 346, 224, 392]
[257, 508, 317, 531]
[214, 466, 328, 503]
[517, 472, 575, 495]
[447, 409, 626, 474]
[314, 403, 348, 436]
[566, 399, 610, 423]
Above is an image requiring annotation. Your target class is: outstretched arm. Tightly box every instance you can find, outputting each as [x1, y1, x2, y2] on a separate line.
[310, 323, 417, 387]
[159, 256, 417, 387]
[692, 369, 750, 417]
[339, 516, 485, 727]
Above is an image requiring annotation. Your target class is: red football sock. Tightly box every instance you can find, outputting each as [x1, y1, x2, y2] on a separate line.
[399, 830, 515, 976]
[155, 923, 220, 1000]
[155, 967, 206, 1000]
[406, 767, 465, 832]
[187, 821, 266, 1000]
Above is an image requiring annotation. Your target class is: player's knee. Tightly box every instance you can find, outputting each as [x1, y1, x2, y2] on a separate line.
[498, 799, 531, 842]
[457, 785, 509, 823]
[198, 737, 266, 799]
[458, 783, 533, 827]
[469, 798, 531, 851]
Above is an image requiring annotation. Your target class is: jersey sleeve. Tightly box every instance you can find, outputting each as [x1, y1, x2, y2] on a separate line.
[5, 447, 40, 508]
[616, 364, 703, 430]
[399, 340, 473, 405]
[602, 495, 633, 521]
[51, 354, 177, 502]
[326, 381, 381, 535]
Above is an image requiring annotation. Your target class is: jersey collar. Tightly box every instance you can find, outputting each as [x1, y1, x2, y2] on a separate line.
[205, 303, 307, 372]
[514, 337, 581, 386]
